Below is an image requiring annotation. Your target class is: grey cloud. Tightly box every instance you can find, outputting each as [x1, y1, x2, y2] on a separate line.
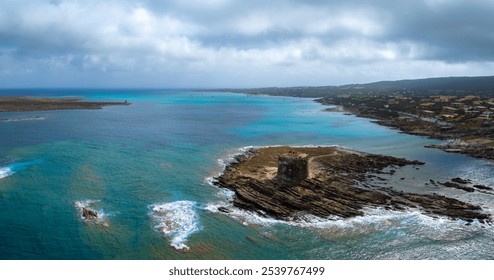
[378, 0, 494, 61]
[0, 0, 493, 87]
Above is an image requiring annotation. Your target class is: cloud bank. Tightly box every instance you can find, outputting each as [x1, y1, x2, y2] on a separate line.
[1, 0, 493, 87]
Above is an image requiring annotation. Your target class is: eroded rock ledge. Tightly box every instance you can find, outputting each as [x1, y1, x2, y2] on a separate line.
[214, 146, 490, 223]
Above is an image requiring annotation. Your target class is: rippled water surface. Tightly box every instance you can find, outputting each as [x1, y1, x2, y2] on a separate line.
[1, 89, 493, 259]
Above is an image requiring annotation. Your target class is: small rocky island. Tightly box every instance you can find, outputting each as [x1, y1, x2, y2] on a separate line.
[0, 97, 129, 112]
[214, 146, 490, 223]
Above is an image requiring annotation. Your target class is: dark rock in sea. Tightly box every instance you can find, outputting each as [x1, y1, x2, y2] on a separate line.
[217, 207, 232, 213]
[473, 184, 493, 191]
[440, 181, 475, 193]
[452, 177, 472, 184]
[82, 207, 99, 220]
[215, 146, 490, 223]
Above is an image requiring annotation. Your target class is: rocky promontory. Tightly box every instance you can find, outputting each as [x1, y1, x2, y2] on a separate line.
[214, 146, 490, 223]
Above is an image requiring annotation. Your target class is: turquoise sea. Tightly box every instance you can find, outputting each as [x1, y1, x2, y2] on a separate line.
[1, 89, 494, 259]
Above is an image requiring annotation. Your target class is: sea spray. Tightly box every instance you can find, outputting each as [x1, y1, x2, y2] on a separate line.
[0, 166, 14, 179]
[205, 199, 490, 241]
[149, 200, 200, 250]
[0, 160, 40, 180]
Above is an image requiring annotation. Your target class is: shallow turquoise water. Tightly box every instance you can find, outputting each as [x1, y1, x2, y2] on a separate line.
[1, 89, 494, 259]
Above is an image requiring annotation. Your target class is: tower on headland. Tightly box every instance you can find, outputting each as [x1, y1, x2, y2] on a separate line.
[277, 152, 309, 182]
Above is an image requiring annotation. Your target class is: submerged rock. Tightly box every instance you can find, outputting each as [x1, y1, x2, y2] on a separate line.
[217, 207, 232, 213]
[473, 184, 493, 191]
[214, 146, 490, 223]
[440, 181, 475, 193]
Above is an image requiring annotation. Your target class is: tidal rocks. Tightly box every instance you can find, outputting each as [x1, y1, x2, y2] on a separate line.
[214, 146, 490, 223]
[217, 207, 232, 213]
[437, 177, 493, 193]
[426, 143, 494, 161]
[82, 207, 99, 220]
[452, 177, 471, 184]
[439, 181, 475, 193]
[473, 184, 493, 191]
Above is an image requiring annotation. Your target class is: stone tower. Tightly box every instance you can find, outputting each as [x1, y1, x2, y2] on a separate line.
[277, 152, 309, 181]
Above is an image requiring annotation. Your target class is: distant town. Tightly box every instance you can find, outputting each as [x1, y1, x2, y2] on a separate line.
[318, 92, 494, 159]
[208, 76, 494, 160]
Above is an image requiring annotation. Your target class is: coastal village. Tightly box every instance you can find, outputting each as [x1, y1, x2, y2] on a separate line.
[318, 92, 494, 159]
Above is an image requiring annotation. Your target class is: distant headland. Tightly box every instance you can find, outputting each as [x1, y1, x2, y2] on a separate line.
[0, 97, 129, 112]
[203, 76, 494, 160]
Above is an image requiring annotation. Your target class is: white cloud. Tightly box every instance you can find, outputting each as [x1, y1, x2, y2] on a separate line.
[0, 0, 493, 87]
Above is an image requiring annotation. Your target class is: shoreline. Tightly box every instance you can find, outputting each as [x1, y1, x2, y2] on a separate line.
[0, 97, 130, 112]
[213, 146, 491, 223]
[316, 95, 494, 160]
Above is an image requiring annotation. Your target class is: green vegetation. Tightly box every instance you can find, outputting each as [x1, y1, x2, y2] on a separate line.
[205, 76, 494, 97]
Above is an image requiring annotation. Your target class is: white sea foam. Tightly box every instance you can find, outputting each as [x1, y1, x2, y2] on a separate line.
[0, 116, 45, 122]
[206, 201, 490, 240]
[0, 166, 14, 179]
[149, 200, 200, 250]
[74, 200, 109, 227]
[0, 160, 42, 180]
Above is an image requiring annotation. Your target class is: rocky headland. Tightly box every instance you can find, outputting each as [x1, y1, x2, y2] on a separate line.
[214, 146, 490, 223]
[0, 97, 129, 112]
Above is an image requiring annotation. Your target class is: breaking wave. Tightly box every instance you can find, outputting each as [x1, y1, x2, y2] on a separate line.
[0, 166, 14, 179]
[149, 200, 200, 250]
[0, 160, 40, 180]
[206, 199, 489, 242]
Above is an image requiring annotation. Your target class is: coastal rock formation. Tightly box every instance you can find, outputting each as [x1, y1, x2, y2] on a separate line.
[214, 146, 490, 223]
[437, 177, 493, 193]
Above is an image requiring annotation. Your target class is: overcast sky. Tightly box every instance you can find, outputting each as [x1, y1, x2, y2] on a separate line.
[1, 0, 493, 88]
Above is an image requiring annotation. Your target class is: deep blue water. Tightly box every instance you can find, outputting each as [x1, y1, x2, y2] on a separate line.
[1, 89, 494, 259]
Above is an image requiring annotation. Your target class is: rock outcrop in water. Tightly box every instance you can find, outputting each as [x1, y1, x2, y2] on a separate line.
[82, 207, 99, 220]
[75, 200, 109, 227]
[214, 146, 491, 223]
